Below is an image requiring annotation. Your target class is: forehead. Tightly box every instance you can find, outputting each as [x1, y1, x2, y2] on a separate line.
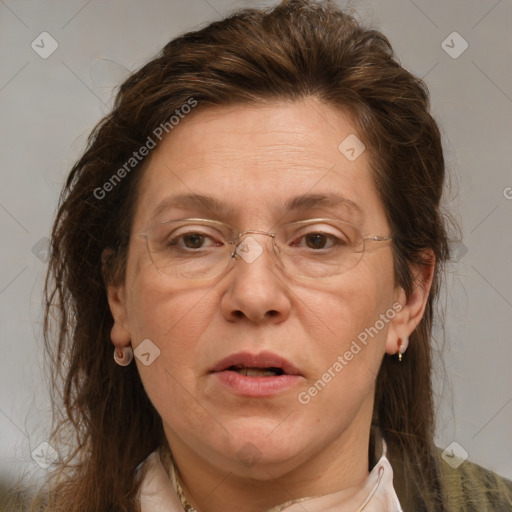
[133, 98, 387, 230]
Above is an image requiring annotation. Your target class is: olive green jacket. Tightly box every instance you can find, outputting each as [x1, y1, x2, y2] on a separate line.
[441, 458, 512, 511]
[394, 452, 512, 511]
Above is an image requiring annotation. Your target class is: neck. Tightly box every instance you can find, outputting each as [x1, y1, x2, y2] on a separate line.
[164, 419, 373, 512]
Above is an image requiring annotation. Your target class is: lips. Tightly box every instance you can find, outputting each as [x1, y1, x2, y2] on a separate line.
[210, 351, 303, 397]
[211, 351, 301, 376]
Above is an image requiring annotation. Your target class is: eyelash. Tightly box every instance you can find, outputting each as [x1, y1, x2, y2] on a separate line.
[166, 227, 349, 251]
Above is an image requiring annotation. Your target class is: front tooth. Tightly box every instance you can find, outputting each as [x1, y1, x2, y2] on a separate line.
[239, 368, 277, 377]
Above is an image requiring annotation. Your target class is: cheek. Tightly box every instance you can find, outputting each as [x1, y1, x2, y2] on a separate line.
[300, 257, 396, 393]
[126, 274, 214, 359]
[315, 255, 395, 341]
[124, 270, 220, 427]
[123, 247, 220, 395]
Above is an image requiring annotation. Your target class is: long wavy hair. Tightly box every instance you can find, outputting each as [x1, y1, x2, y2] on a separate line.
[17, 1, 455, 510]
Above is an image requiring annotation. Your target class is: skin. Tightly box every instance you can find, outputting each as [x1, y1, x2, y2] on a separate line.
[107, 97, 433, 512]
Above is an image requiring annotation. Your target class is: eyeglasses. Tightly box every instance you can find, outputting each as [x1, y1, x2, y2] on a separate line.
[138, 218, 392, 281]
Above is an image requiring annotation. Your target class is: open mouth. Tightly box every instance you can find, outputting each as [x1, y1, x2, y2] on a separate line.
[226, 365, 285, 377]
[211, 351, 301, 377]
[211, 351, 302, 396]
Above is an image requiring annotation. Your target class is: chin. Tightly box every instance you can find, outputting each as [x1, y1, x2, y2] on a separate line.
[207, 420, 308, 475]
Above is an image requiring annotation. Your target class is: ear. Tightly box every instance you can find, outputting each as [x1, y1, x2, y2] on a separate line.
[102, 248, 131, 347]
[385, 250, 435, 355]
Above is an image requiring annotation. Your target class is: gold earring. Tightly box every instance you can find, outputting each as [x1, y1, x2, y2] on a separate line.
[397, 337, 409, 362]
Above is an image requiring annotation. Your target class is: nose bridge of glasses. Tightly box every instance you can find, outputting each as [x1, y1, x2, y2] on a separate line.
[234, 229, 276, 242]
[230, 229, 280, 264]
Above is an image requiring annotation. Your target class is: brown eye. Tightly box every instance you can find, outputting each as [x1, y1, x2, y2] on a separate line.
[181, 233, 207, 249]
[295, 231, 348, 250]
[304, 234, 330, 250]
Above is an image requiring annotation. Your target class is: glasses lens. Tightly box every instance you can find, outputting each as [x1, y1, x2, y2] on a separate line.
[276, 220, 364, 278]
[145, 220, 231, 280]
[144, 218, 367, 280]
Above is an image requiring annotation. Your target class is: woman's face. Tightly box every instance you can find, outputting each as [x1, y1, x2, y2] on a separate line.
[108, 98, 411, 479]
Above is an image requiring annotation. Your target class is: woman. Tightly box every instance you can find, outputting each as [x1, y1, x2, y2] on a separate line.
[17, 0, 512, 511]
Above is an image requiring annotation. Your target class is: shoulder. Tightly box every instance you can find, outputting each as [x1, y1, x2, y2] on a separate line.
[439, 453, 512, 511]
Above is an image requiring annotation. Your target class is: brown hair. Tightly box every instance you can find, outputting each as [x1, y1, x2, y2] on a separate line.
[24, 1, 454, 510]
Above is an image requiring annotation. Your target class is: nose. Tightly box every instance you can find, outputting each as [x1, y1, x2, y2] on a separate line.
[220, 233, 291, 324]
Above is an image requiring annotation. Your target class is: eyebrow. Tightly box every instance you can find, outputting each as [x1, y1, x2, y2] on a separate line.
[148, 193, 236, 223]
[284, 193, 361, 215]
[148, 192, 362, 224]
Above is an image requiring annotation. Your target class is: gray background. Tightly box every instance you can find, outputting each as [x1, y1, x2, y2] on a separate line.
[1, 0, 511, 487]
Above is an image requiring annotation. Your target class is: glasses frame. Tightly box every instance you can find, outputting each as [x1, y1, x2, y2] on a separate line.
[138, 217, 393, 281]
